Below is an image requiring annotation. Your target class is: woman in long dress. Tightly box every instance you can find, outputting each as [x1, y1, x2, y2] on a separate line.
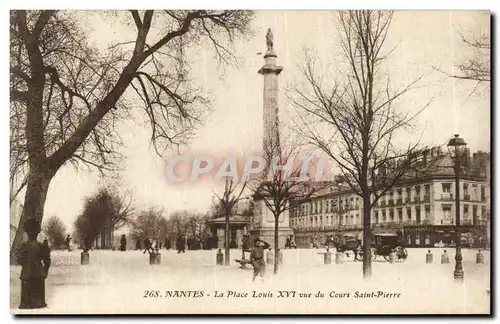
[18, 218, 51, 309]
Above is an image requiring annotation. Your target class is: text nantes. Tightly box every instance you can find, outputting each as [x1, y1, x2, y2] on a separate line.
[165, 290, 205, 298]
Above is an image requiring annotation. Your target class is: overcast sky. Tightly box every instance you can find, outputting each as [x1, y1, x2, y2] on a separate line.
[29, 10, 490, 230]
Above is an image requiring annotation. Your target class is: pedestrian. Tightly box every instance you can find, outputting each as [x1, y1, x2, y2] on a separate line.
[17, 218, 51, 309]
[153, 237, 159, 252]
[177, 235, 186, 254]
[120, 235, 127, 251]
[135, 239, 141, 251]
[64, 234, 71, 251]
[250, 238, 270, 282]
[290, 235, 297, 249]
[143, 238, 152, 254]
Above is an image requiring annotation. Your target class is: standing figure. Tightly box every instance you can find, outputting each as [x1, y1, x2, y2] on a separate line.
[153, 237, 159, 252]
[143, 238, 152, 254]
[18, 218, 51, 309]
[42, 239, 50, 252]
[250, 238, 270, 282]
[290, 235, 297, 249]
[176, 235, 186, 254]
[64, 234, 71, 251]
[120, 235, 127, 251]
[135, 239, 142, 251]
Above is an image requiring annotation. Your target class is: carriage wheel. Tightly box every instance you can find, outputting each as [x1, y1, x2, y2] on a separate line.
[383, 255, 391, 262]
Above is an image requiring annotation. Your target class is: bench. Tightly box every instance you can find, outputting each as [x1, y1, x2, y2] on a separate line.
[235, 249, 253, 269]
[234, 259, 252, 269]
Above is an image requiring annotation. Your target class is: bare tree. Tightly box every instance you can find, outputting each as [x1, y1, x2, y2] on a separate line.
[9, 10, 254, 262]
[107, 187, 134, 230]
[185, 212, 207, 239]
[167, 210, 189, 238]
[42, 215, 67, 249]
[250, 136, 322, 274]
[434, 32, 490, 95]
[213, 178, 248, 266]
[129, 207, 167, 242]
[73, 186, 133, 248]
[455, 33, 490, 84]
[291, 11, 430, 278]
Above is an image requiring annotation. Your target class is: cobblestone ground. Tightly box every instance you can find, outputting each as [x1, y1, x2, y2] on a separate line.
[10, 248, 490, 314]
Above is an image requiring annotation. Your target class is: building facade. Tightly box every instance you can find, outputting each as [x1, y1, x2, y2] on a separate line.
[289, 151, 490, 248]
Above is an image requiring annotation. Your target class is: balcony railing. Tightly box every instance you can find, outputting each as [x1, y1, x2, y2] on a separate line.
[464, 194, 471, 201]
[423, 194, 430, 202]
[414, 196, 421, 203]
[440, 193, 453, 201]
[396, 198, 403, 205]
[388, 200, 394, 206]
[340, 224, 364, 230]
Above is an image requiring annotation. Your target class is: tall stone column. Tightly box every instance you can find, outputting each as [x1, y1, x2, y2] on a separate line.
[251, 28, 293, 249]
[259, 28, 283, 151]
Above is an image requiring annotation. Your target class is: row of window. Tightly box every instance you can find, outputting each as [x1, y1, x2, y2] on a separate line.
[290, 204, 487, 228]
[291, 182, 487, 217]
[292, 195, 361, 217]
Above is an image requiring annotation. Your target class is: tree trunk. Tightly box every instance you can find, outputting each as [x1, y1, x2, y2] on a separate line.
[362, 193, 372, 278]
[10, 168, 53, 264]
[274, 215, 279, 274]
[224, 210, 230, 266]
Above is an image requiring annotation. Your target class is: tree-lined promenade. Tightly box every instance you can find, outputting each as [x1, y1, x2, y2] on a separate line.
[10, 11, 490, 313]
[10, 10, 254, 262]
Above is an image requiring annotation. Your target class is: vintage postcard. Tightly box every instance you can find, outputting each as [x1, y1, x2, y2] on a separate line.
[9, 10, 490, 315]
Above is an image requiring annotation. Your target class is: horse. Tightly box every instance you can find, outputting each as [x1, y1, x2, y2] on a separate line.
[327, 235, 361, 261]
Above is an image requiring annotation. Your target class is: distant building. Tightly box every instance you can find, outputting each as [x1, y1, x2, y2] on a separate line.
[206, 198, 252, 249]
[289, 150, 490, 248]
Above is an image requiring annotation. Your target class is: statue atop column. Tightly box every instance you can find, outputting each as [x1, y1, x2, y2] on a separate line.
[266, 28, 274, 51]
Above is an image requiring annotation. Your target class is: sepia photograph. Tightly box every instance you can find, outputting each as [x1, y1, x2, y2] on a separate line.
[8, 8, 491, 315]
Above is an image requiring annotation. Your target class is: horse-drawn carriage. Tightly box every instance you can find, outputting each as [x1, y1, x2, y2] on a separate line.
[326, 234, 361, 260]
[357, 233, 408, 262]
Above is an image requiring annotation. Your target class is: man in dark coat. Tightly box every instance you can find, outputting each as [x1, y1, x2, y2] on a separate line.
[64, 234, 71, 251]
[250, 238, 270, 282]
[176, 235, 186, 254]
[18, 218, 51, 309]
[120, 235, 127, 251]
[143, 238, 152, 254]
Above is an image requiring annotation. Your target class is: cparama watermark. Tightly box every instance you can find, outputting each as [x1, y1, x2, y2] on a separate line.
[164, 154, 332, 183]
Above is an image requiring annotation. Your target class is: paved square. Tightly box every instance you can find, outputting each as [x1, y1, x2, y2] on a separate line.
[10, 248, 490, 314]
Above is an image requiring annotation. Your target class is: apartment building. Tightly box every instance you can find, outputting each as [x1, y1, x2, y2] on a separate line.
[289, 151, 489, 248]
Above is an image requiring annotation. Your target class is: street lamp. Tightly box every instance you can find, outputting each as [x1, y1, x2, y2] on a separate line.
[447, 134, 467, 282]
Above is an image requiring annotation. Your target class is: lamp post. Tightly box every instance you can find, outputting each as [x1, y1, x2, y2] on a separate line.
[447, 134, 467, 282]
